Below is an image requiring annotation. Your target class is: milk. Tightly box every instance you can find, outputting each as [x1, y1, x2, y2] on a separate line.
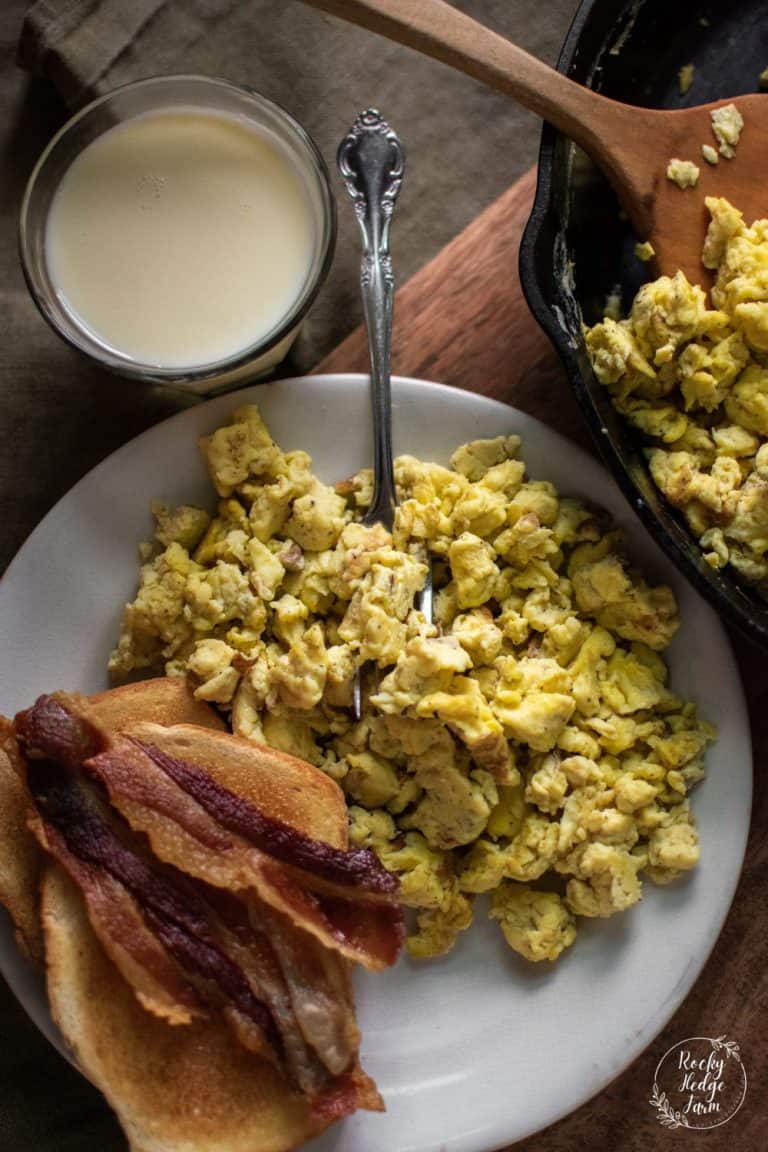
[45, 109, 316, 369]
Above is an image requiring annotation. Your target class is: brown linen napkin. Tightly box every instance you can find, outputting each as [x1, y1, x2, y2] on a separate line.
[16, 0, 580, 371]
[18, 0, 240, 109]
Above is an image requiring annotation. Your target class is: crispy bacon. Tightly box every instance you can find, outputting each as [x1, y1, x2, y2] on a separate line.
[203, 888, 365, 1101]
[33, 818, 203, 1026]
[203, 891, 332, 1097]
[132, 739, 399, 900]
[256, 858, 405, 970]
[253, 899, 358, 1077]
[311, 1065, 384, 1123]
[27, 760, 277, 1049]
[16, 694, 101, 770]
[85, 739, 404, 969]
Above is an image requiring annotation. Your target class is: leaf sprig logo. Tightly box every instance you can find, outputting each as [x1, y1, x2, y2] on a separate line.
[650, 1035, 747, 1130]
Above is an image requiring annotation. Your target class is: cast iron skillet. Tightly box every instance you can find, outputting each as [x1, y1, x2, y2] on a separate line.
[520, 0, 768, 646]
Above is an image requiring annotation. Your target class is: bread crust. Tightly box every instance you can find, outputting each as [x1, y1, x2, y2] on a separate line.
[88, 678, 227, 733]
[0, 718, 44, 962]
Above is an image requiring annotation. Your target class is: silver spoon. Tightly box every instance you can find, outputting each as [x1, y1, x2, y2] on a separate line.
[337, 108, 432, 719]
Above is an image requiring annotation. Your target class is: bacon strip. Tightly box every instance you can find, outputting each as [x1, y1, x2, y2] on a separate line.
[16, 694, 101, 770]
[132, 738, 398, 900]
[257, 858, 404, 970]
[26, 759, 277, 1050]
[34, 819, 203, 1026]
[203, 892, 331, 1097]
[201, 887, 365, 1104]
[182, 887, 381, 1117]
[86, 739, 404, 969]
[254, 900, 358, 1077]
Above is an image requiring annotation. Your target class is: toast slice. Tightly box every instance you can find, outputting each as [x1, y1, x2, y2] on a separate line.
[89, 677, 227, 733]
[42, 863, 317, 1152]
[0, 717, 43, 961]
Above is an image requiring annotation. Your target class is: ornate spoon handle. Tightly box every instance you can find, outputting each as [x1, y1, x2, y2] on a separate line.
[337, 108, 405, 530]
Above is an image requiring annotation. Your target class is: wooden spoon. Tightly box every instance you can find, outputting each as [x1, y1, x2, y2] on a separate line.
[303, 0, 768, 283]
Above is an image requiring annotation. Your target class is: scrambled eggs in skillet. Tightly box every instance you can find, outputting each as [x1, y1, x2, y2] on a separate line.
[587, 197, 768, 595]
[110, 406, 714, 963]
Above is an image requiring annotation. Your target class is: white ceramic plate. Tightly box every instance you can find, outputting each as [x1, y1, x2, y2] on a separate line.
[0, 375, 752, 1152]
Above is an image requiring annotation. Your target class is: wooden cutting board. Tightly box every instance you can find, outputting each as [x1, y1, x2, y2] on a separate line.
[314, 167, 767, 1151]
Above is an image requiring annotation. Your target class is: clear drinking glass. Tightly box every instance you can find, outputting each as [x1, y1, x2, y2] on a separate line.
[19, 75, 336, 395]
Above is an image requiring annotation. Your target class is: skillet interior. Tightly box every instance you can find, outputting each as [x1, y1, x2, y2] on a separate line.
[520, 0, 768, 645]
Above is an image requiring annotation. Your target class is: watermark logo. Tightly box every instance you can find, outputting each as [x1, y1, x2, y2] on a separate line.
[649, 1035, 747, 1130]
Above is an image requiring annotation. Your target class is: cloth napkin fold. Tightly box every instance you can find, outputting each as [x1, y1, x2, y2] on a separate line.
[18, 0, 241, 109]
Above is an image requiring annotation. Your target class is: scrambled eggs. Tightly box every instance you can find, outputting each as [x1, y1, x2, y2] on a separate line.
[710, 104, 744, 160]
[666, 159, 700, 190]
[666, 104, 744, 188]
[678, 64, 694, 96]
[110, 406, 714, 963]
[586, 197, 768, 594]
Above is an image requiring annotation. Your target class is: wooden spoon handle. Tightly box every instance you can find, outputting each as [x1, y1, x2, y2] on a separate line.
[303, 0, 633, 155]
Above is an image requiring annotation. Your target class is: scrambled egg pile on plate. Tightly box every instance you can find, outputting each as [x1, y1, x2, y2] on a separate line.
[586, 198, 768, 595]
[110, 406, 714, 964]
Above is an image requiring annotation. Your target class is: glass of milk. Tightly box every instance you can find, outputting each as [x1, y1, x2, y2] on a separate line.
[19, 75, 336, 394]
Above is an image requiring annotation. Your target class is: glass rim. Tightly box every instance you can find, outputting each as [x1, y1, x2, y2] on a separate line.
[18, 73, 337, 384]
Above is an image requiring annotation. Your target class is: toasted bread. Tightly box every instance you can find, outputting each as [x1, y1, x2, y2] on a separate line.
[42, 864, 318, 1152]
[89, 677, 227, 733]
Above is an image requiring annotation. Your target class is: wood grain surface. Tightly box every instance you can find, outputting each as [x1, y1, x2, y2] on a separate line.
[315, 167, 767, 1151]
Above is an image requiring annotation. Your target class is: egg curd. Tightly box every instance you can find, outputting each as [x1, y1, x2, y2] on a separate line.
[587, 197, 768, 595]
[110, 406, 714, 963]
